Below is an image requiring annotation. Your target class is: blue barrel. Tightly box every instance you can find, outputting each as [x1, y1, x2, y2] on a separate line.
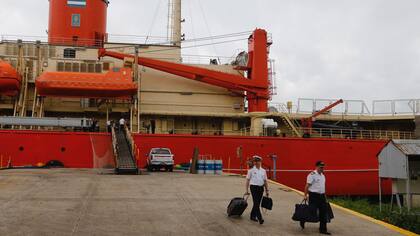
[214, 160, 223, 175]
[197, 160, 205, 174]
[205, 160, 215, 174]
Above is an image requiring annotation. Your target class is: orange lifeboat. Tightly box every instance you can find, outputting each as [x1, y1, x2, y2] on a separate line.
[0, 60, 21, 96]
[36, 68, 138, 98]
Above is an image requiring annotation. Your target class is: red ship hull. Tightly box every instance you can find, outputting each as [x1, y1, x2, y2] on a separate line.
[0, 131, 389, 195]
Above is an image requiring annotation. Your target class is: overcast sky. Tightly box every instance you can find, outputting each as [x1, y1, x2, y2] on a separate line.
[1, 0, 420, 106]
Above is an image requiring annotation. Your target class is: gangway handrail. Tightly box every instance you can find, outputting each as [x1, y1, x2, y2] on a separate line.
[124, 125, 138, 168]
[111, 126, 119, 167]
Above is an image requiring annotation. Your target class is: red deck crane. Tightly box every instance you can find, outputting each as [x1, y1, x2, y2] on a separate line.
[301, 99, 344, 129]
[98, 29, 271, 112]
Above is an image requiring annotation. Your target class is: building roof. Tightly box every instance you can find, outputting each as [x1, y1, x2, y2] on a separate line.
[391, 139, 420, 156]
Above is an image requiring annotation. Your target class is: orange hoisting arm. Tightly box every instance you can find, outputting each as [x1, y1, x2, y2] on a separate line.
[98, 29, 271, 112]
[302, 99, 344, 129]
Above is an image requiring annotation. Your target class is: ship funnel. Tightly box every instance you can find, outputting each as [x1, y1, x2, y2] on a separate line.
[48, 0, 109, 47]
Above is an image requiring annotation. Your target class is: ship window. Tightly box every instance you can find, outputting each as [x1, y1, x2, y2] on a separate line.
[72, 63, 80, 72]
[103, 62, 110, 71]
[71, 14, 81, 27]
[68, 0, 86, 8]
[88, 63, 95, 73]
[80, 63, 87, 72]
[95, 64, 102, 73]
[57, 62, 64, 71]
[64, 63, 72, 72]
[63, 48, 76, 58]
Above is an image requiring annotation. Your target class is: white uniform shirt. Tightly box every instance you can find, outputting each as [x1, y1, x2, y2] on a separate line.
[246, 166, 267, 186]
[106, 120, 111, 126]
[119, 118, 125, 125]
[306, 170, 326, 194]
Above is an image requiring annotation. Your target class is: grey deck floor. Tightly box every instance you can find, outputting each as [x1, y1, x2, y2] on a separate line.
[0, 169, 401, 236]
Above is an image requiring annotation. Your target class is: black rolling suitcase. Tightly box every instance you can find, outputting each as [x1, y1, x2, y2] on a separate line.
[227, 194, 249, 217]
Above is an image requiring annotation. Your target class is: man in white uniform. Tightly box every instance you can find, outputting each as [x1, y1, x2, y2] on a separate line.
[245, 156, 269, 224]
[302, 161, 330, 235]
[119, 117, 125, 131]
[106, 120, 112, 133]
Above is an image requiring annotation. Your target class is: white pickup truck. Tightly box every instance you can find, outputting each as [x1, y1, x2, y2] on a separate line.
[146, 148, 174, 172]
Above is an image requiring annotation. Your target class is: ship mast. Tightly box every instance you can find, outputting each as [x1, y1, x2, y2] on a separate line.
[167, 0, 183, 47]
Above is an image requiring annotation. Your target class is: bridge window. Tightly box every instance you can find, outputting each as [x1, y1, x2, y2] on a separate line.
[63, 48, 76, 58]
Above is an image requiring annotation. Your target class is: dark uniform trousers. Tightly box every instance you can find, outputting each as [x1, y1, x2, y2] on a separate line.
[309, 191, 328, 232]
[250, 185, 264, 220]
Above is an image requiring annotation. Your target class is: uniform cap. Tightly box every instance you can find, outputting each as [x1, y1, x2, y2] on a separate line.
[253, 155, 262, 161]
[316, 161, 325, 167]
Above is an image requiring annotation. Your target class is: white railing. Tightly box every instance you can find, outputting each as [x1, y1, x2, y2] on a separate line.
[138, 128, 251, 136]
[299, 127, 415, 140]
[372, 99, 420, 116]
[296, 98, 370, 115]
[271, 98, 420, 117]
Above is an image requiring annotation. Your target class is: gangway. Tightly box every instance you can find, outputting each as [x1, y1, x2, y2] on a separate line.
[111, 126, 138, 174]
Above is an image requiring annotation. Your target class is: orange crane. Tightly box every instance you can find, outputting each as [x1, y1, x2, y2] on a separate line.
[301, 99, 344, 131]
[98, 29, 271, 112]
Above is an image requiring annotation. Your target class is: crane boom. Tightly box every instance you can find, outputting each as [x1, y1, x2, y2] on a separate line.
[302, 99, 344, 129]
[98, 29, 271, 112]
[310, 99, 344, 120]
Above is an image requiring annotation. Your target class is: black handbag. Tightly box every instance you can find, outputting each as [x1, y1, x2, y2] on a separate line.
[261, 196, 273, 210]
[292, 200, 319, 223]
[326, 202, 334, 222]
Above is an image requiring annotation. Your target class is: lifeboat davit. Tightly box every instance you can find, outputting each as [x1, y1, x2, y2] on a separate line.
[36, 68, 138, 98]
[0, 60, 21, 96]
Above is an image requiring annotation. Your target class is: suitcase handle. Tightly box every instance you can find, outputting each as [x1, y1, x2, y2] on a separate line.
[243, 193, 250, 201]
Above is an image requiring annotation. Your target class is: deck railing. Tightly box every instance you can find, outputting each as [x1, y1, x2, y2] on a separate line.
[297, 127, 415, 140]
[138, 128, 251, 136]
[136, 126, 415, 140]
[270, 98, 420, 116]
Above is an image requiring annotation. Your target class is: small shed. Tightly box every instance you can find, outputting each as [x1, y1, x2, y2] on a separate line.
[378, 139, 420, 210]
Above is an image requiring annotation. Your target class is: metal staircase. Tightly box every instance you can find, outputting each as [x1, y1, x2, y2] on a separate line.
[112, 126, 138, 175]
[276, 103, 302, 137]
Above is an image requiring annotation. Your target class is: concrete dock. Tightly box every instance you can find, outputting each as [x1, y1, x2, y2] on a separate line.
[0, 169, 402, 236]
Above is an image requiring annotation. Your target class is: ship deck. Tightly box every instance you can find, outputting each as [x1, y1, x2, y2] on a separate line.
[0, 169, 402, 236]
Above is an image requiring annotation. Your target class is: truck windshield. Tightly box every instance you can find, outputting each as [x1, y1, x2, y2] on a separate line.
[152, 149, 170, 155]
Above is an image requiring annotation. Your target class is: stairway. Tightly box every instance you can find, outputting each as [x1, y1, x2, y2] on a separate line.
[276, 104, 302, 137]
[113, 127, 138, 174]
[280, 115, 301, 137]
